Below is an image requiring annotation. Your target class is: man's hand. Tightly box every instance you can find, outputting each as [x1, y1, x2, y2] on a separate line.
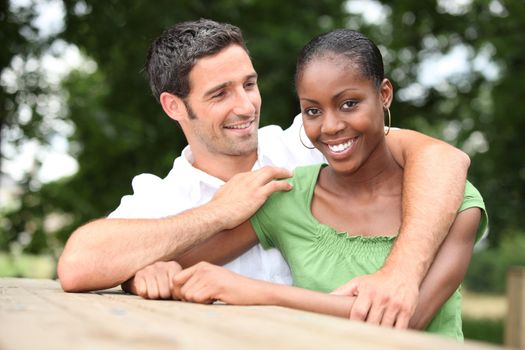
[122, 261, 182, 299]
[331, 267, 419, 329]
[172, 262, 261, 305]
[210, 166, 293, 230]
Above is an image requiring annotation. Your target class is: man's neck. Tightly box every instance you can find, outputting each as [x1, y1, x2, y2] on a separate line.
[192, 150, 258, 182]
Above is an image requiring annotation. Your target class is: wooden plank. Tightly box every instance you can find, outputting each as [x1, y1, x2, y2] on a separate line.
[1, 279, 389, 350]
[0, 279, 247, 350]
[0, 278, 505, 350]
[505, 267, 525, 349]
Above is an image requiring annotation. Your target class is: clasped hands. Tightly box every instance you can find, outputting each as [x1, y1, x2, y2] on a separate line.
[126, 261, 419, 329]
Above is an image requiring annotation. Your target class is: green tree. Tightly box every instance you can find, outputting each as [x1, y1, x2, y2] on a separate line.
[375, 0, 525, 244]
[1, 0, 60, 253]
[2, 0, 524, 256]
[2, 0, 352, 253]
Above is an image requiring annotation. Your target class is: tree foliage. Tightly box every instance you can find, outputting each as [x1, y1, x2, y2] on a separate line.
[1, 0, 524, 255]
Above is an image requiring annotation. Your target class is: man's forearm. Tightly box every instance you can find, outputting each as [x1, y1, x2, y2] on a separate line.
[58, 166, 293, 293]
[57, 201, 231, 292]
[385, 130, 470, 283]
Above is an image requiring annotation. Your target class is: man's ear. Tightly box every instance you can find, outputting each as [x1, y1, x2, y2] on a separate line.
[160, 92, 187, 122]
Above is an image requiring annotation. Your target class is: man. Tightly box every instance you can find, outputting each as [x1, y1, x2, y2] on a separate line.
[58, 19, 472, 328]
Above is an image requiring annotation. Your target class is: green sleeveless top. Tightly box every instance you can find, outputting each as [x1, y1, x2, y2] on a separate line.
[251, 164, 488, 340]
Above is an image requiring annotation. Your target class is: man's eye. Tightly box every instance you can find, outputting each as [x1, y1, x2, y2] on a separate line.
[213, 91, 226, 99]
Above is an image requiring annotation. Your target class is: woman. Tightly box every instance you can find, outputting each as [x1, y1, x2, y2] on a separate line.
[133, 29, 487, 340]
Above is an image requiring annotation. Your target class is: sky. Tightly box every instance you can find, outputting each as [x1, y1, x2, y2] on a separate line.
[2, 0, 80, 187]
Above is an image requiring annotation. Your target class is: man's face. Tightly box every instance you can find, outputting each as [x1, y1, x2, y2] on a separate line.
[182, 44, 261, 158]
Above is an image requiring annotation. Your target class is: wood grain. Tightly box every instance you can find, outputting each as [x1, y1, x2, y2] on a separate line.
[0, 278, 505, 350]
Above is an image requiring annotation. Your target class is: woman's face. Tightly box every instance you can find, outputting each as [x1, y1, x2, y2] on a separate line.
[297, 54, 392, 175]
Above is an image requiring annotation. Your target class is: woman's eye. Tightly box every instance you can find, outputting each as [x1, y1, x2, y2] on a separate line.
[304, 108, 321, 116]
[341, 100, 357, 109]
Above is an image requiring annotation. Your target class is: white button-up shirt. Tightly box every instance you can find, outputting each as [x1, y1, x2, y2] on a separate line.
[108, 115, 324, 285]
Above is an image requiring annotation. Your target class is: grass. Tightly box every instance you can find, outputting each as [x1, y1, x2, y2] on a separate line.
[0, 252, 56, 278]
[462, 290, 506, 345]
[463, 317, 504, 345]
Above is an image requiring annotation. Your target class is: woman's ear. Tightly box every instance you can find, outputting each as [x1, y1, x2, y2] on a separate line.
[160, 92, 187, 122]
[380, 78, 394, 108]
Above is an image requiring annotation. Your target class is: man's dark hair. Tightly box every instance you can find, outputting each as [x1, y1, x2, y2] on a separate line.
[145, 19, 247, 101]
[295, 29, 384, 90]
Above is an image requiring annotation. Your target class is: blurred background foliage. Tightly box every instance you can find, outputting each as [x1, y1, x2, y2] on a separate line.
[1, 0, 524, 321]
[2, 0, 524, 344]
[2, 0, 525, 280]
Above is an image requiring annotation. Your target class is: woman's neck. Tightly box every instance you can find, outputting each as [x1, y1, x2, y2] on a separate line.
[319, 140, 403, 198]
[312, 140, 404, 236]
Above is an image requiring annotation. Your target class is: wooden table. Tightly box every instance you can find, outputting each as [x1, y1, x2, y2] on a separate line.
[0, 278, 505, 350]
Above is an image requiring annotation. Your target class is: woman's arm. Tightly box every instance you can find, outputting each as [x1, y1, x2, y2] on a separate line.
[172, 261, 355, 317]
[409, 207, 481, 329]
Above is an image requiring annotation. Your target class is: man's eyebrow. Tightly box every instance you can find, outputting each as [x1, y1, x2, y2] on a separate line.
[246, 73, 258, 81]
[204, 82, 231, 98]
[203, 73, 258, 99]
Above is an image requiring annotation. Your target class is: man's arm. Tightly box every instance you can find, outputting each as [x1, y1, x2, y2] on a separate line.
[130, 207, 480, 330]
[121, 219, 260, 295]
[57, 167, 292, 292]
[333, 129, 470, 328]
[121, 260, 183, 299]
[386, 128, 471, 288]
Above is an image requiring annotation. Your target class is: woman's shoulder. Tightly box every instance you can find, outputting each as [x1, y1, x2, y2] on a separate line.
[462, 180, 489, 243]
[261, 163, 325, 211]
[290, 163, 325, 186]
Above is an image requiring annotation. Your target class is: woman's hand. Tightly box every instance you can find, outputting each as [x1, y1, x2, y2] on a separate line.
[172, 262, 264, 305]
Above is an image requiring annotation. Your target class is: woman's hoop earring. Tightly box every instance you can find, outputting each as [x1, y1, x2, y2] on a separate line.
[384, 107, 391, 136]
[299, 124, 315, 149]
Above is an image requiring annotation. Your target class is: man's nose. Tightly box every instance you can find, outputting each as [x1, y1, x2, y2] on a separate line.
[233, 89, 257, 117]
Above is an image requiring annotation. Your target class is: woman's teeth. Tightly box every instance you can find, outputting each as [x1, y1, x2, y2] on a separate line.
[328, 139, 355, 153]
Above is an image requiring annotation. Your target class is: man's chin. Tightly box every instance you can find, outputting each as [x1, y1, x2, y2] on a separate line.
[231, 142, 258, 156]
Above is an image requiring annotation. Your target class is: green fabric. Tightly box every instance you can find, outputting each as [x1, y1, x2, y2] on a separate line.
[251, 163, 488, 341]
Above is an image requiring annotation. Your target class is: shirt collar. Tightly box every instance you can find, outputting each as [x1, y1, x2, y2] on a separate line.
[178, 146, 226, 188]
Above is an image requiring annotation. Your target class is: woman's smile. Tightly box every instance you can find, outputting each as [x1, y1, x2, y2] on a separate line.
[321, 136, 359, 159]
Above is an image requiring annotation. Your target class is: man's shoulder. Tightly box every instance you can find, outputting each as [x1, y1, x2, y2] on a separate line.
[130, 152, 191, 191]
[257, 115, 324, 168]
[257, 114, 301, 139]
[107, 152, 199, 219]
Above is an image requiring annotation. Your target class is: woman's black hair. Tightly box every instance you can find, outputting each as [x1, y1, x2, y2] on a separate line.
[295, 29, 384, 90]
